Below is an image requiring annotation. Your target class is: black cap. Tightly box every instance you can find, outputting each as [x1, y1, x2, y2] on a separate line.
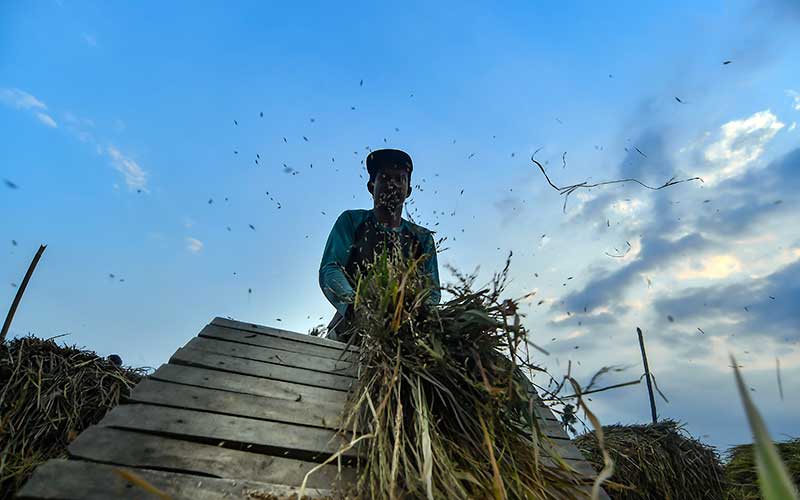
[366, 149, 413, 179]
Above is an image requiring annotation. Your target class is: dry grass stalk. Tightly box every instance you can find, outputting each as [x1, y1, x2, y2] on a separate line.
[724, 439, 800, 500]
[0, 335, 145, 499]
[330, 247, 598, 499]
[574, 419, 725, 500]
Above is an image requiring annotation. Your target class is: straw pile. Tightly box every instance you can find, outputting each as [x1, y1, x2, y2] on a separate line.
[332, 248, 596, 499]
[574, 420, 724, 500]
[0, 334, 146, 499]
[724, 438, 800, 499]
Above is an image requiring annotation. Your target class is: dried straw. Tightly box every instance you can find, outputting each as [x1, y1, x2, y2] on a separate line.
[724, 438, 800, 499]
[0, 335, 146, 499]
[333, 247, 596, 499]
[574, 419, 725, 500]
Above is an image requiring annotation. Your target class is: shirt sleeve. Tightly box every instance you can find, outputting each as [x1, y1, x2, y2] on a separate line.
[319, 211, 357, 316]
[420, 231, 441, 306]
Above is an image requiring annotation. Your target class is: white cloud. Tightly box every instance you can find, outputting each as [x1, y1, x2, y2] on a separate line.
[63, 112, 96, 142]
[107, 145, 147, 191]
[185, 237, 204, 253]
[35, 112, 57, 128]
[790, 122, 797, 132]
[702, 110, 784, 184]
[787, 90, 800, 111]
[0, 88, 58, 128]
[0, 88, 46, 110]
[63, 112, 95, 128]
[676, 254, 742, 280]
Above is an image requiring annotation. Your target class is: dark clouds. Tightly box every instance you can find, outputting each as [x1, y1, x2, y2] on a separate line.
[558, 144, 799, 317]
[724, 146, 800, 195]
[654, 259, 800, 344]
[691, 147, 799, 238]
[559, 232, 712, 313]
[549, 310, 620, 329]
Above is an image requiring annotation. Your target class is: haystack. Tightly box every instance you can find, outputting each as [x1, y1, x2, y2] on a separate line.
[724, 438, 800, 499]
[333, 248, 596, 499]
[0, 335, 145, 499]
[574, 420, 725, 500]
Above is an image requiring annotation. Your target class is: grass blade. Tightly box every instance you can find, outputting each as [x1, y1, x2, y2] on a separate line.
[731, 354, 799, 500]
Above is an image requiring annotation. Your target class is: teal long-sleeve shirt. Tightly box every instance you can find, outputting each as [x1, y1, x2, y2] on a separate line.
[319, 209, 441, 317]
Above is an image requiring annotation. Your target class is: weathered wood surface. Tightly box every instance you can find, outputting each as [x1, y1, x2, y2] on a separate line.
[100, 404, 355, 461]
[67, 426, 355, 488]
[105, 398, 579, 462]
[204, 322, 357, 361]
[213, 316, 357, 351]
[149, 363, 349, 405]
[17, 459, 336, 500]
[186, 335, 357, 376]
[128, 378, 343, 429]
[171, 347, 357, 391]
[19, 317, 608, 499]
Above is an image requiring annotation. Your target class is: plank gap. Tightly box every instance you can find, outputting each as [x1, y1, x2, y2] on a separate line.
[102, 424, 359, 465]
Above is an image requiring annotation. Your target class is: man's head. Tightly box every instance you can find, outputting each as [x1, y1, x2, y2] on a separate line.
[366, 149, 413, 210]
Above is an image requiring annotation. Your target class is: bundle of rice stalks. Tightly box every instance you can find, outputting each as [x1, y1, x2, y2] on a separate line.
[574, 420, 724, 500]
[724, 439, 800, 499]
[331, 248, 598, 499]
[0, 335, 146, 499]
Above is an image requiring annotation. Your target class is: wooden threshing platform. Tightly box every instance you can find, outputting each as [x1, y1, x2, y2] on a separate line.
[18, 317, 607, 499]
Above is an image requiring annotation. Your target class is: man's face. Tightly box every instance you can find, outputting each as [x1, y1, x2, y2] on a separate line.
[372, 167, 410, 209]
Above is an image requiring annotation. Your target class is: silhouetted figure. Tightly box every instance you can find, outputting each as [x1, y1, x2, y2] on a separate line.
[319, 149, 440, 341]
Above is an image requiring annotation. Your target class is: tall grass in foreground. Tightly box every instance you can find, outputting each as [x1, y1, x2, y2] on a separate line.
[731, 356, 798, 500]
[321, 248, 600, 499]
[726, 438, 800, 500]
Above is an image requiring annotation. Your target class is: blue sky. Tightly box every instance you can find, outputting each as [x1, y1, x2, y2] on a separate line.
[2, 0, 799, 452]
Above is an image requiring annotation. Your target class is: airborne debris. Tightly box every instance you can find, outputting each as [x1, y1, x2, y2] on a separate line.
[531, 153, 702, 212]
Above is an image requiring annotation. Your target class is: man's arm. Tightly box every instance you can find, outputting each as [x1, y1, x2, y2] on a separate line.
[319, 211, 357, 317]
[420, 231, 441, 305]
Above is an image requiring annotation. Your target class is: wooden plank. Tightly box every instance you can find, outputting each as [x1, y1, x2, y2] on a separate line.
[170, 347, 357, 392]
[128, 379, 343, 430]
[99, 402, 572, 462]
[17, 459, 335, 500]
[68, 426, 355, 488]
[187, 336, 356, 376]
[534, 400, 563, 423]
[539, 436, 586, 461]
[66, 427, 594, 487]
[533, 416, 569, 439]
[202, 324, 359, 364]
[150, 364, 349, 406]
[128, 379, 567, 443]
[99, 404, 355, 461]
[213, 316, 356, 352]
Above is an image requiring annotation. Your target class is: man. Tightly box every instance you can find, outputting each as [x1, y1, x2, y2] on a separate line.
[318, 149, 441, 341]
